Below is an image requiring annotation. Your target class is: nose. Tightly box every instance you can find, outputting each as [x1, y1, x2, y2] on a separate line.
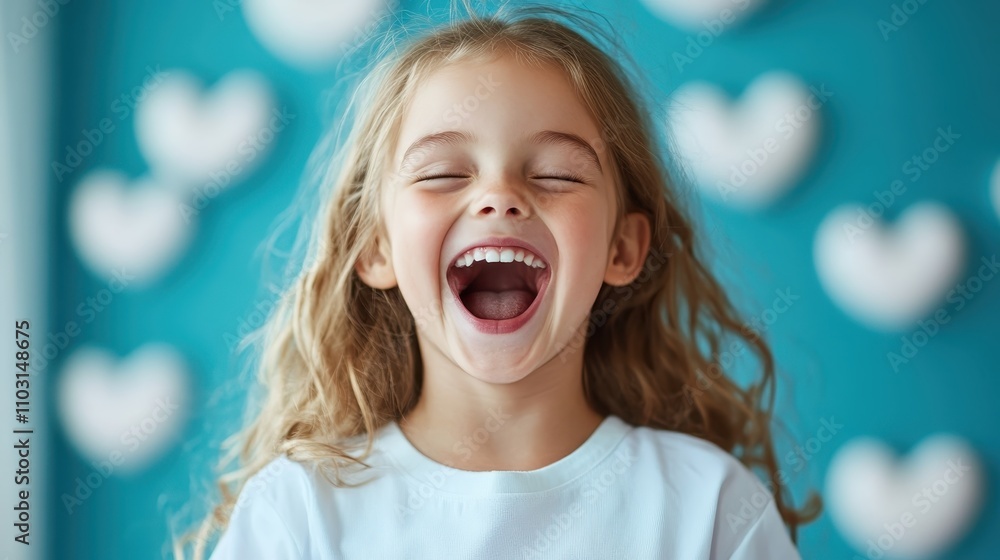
[472, 178, 531, 219]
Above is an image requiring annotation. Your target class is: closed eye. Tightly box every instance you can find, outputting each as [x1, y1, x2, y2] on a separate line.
[413, 174, 469, 182]
[412, 174, 586, 184]
[533, 174, 586, 184]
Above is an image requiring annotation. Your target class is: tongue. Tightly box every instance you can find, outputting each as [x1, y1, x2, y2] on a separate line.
[463, 289, 534, 320]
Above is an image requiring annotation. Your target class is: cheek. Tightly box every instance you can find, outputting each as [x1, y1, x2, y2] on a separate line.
[387, 194, 451, 291]
[557, 199, 612, 275]
[546, 199, 612, 335]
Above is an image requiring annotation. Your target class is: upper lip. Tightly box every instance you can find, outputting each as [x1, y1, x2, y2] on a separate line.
[449, 236, 551, 268]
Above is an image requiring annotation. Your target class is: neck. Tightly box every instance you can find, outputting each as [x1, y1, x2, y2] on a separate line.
[399, 346, 604, 472]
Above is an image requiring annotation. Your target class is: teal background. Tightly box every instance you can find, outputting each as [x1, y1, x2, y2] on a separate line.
[45, 0, 999, 558]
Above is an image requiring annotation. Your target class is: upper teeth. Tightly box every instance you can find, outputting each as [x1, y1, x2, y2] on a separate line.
[453, 246, 547, 269]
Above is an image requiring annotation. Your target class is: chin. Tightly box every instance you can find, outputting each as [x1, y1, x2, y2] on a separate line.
[456, 355, 541, 385]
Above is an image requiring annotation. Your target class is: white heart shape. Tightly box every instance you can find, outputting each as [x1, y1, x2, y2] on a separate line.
[826, 435, 984, 559]
[640, 0, 765, 31]
[814, 202, 965, 330]
[669, 71, 821, 209]
[69, 170, 192, 285]
[244, 0, 390, 66]
[58, 344, 190, 473]
[135, 70, 274, 188]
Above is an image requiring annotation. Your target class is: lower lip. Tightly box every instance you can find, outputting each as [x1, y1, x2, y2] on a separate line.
[449, 273, 550, 335]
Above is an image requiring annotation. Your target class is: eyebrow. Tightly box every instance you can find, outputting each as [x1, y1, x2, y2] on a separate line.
[398, 130, 477, 172]
[397, 129, 603, 173]
[529, 130, 603, 173]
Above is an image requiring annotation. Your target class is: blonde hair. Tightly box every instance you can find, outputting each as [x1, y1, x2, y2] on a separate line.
[175, 3, 820, 557]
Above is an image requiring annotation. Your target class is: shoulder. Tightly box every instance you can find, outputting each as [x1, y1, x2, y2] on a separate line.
[233, 455, 316, 515]
[620, 424, 799, 558]
[213, 455, 316, 559]
[624, 425, 772, 510]
[625, 424, 761, 487]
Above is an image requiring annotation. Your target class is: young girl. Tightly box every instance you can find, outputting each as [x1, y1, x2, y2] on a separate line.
[181, 3, 819, 558]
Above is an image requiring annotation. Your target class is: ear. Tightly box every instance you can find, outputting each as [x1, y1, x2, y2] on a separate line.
[355, 235, 398, 289]
[604, 212, 651, 286]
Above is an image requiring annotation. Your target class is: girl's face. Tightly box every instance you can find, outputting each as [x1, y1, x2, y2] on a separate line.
[359, 52, 648, 384]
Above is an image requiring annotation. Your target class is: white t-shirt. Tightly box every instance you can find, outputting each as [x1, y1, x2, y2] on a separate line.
[210, 414, 801, 559]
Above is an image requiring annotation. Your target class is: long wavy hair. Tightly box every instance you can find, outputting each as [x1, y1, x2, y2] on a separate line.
[175, 3, 820, 557]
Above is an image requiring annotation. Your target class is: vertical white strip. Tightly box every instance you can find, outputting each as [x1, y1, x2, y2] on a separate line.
[0, 3, 50, 559]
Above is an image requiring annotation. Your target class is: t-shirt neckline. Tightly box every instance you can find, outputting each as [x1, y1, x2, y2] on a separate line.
[379, 414, 632, 495]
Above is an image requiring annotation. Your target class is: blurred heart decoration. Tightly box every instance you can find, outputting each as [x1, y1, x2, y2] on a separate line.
[69, 170, 192, 285]
[135, 69, 274, 188]
[243, 0, 391, 66]
[639, 0, 765, 30]
[814, 202, 965, 330]
[58, 344, 191, 473]
[668, 71, 821, 209]
[825, 435, 984, 559]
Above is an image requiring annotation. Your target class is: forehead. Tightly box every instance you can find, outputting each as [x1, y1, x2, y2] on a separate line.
[392, 53, 606, 167]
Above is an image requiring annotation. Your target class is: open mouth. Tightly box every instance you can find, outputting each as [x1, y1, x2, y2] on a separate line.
[446, 246, 550, 327]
